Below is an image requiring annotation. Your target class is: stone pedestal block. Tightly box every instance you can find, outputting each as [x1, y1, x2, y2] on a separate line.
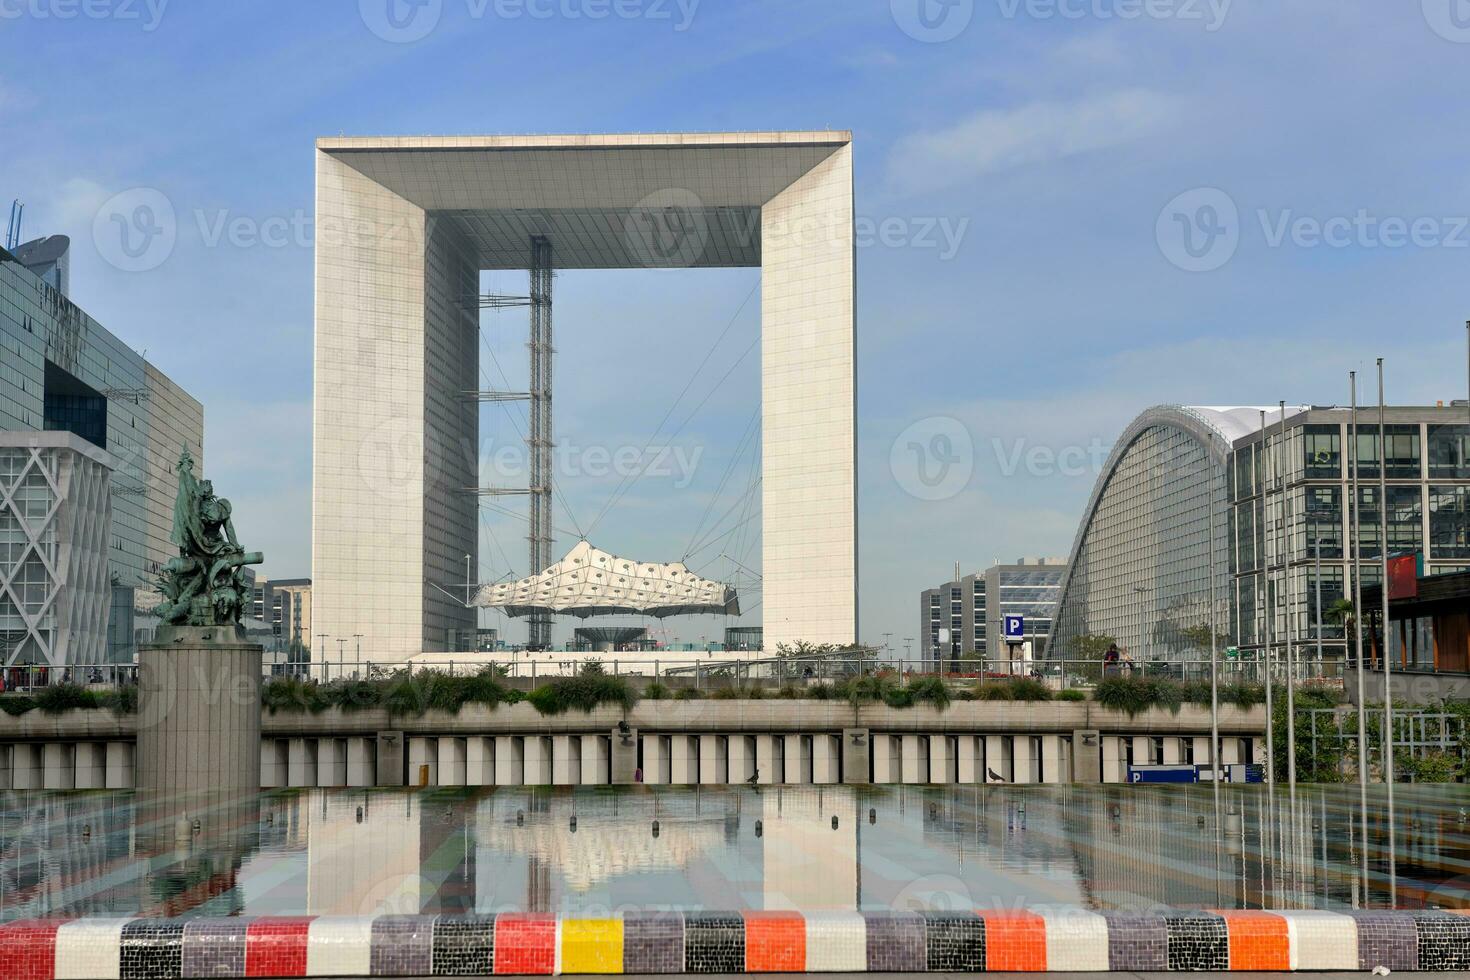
[137, 630, 261, 802]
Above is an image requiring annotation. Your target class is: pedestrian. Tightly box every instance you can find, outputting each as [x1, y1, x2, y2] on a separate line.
[1103, 642, 1121, 676]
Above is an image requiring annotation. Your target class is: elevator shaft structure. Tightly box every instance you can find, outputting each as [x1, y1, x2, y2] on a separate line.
[528, 236, 554, 650]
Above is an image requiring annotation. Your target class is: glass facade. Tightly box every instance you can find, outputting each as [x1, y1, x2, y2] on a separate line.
[921, 562, 1064, 669]
[1, 246, 203, 662]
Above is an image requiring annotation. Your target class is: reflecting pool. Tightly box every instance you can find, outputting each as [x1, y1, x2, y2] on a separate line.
[1, 784, 1466, 922]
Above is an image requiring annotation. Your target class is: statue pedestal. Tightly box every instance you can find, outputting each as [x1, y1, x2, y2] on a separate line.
[137, 627, 262, 807]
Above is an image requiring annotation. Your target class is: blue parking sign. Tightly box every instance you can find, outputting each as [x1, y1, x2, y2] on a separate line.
[1004, 615, 1024, 641]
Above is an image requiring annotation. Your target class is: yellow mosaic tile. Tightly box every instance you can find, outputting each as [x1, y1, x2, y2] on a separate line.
[560, 918, 625, 975]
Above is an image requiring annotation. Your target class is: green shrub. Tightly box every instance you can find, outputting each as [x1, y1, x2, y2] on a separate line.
[676, 687, 702, 700]
[318, 678, 383, 713]
[775, 685, 803, 699]
[835, 675, 895, 707]
[1093, 676, 1183, 716]
[262, 676, 325, 714]
[99, 685, 139, 715]
[1218, 683, 1266, 709]
[0, 696, 36, 716]
[527, 675, 638, 715]
[36, 683, 103, 714]
[1057, 688, 1088, 702]
[1397, 748, 1462, 783]
[643, 682, 671, 700]
[892, 676, 951, 710]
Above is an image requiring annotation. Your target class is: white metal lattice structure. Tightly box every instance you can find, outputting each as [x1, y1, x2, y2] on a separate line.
[475, 540, 738, 619]
[0, 432, 113, 666]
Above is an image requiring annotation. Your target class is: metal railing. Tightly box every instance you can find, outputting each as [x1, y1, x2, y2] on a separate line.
[0, 663, 138, 692]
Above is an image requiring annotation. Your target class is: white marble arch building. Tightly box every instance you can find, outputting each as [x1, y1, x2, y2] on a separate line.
[312, 132, 856, 659]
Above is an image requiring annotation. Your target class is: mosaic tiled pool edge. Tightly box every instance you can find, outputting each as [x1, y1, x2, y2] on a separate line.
[1, 909, 1468, 977]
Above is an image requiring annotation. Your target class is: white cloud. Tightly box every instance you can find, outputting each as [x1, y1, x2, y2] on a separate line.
[887, 88, 1180, 196]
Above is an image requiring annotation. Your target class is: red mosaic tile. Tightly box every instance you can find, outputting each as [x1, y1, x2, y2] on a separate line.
[979, 910, 1048, 972]
[495, 913, 557, 975]
[743, 911, 805, 972]
[0, 919, 64, 980]
[246, 916, 314, 977]
[1215, 910, 1289, 971]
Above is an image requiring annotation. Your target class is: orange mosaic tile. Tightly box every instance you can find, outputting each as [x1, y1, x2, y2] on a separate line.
[743, 911, 806, 973]
[1216, 910, 1289, 970]
[979, 910, 1048, 972]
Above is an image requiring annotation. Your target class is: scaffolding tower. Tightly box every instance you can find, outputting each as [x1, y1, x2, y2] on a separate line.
[527, 236, 554, 649]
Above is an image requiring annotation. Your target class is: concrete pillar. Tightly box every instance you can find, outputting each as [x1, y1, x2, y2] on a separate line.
[10, 744, 41, 789]
[642, 735, 670, 785]
[1040, 735, 1065, 783]
[407, 737, 436, 788]
[928, 735, 955, 784]
[43, 743, 75, 790]
[1251, 737, 1267, 764]
[984, 735, 1011, 783]
[754, 735, 780, 784]
[523, 736, 553, 785]
[812, 734, 840, 784]
[552, 735, 581, 785]
[137, 633, 261, 803]
[0, 745, 8, 789]
[900, 735, 929, 784]
[1131, 735, 1153, 767]
[437, 737, 467, 786]
[669, 735, 698, 784]
[495, 736, 524, 785]
[611, 728, 637, 784]
[580, 735, 610, 785]
[871, 735, 899, 783]
[957, 735, 979, 783]
[75, 742, 106, 789]
[1012, 736, 1036, 785]
[1222, 737, 1242, 765]
[1102, 736, 1125, 783]
[784, 734, 813, 784]
[1162, 736, 1185, 765]
[376, 731, 405, 786]
[841, 728, 870, 784]
[699, 735, 728, 785]
[729, 735, 756, 783]
[346, 737, 375, 787]
[260, 740, 287, 788]
[1192, 736, 1213, 765]
[106, 741, 135, 789]
[1071, 729, 1101, 783]
[317, 738, 347, 787]
[288, 738, 319, 788]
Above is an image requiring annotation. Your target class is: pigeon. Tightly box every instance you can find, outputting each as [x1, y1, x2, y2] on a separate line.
[987, 768, 1006, 783]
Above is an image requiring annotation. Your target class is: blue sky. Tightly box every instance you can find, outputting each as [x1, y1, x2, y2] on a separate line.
[4, 1, 1470, 651]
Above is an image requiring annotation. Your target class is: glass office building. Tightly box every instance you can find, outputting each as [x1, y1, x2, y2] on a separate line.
[919, 559, 1067, 671]
[1049, 404, 1470, 670]
[1, 242, 203, 664]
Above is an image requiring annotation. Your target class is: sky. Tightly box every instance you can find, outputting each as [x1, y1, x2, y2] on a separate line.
[4, 1, 1470, 652]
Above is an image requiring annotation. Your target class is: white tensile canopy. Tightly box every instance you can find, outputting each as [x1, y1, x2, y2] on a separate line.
[472, 541, 739, 619]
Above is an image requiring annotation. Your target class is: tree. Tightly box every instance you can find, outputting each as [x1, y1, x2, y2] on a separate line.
[1327, 599, 1357, 644]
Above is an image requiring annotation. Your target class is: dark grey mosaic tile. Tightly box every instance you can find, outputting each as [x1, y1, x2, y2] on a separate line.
[1163, 911, 1228, 971]
[431, 914, 496, 977]
[180, 918, 248, 978]
[683, 912, 743, 974]
[861, 911, 926, 972]
[1410, 911, 1470, 971]
[1101, 911, 1169, 972]
[623, 911, 685, 974]
[120, 919, 186, 980]
[1349, 910, 1419, 971]
[920, 910, 983, 971]
[371, 914, 437, 977]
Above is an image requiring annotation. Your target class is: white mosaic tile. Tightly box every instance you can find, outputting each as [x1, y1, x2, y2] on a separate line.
[802, 911, 867, 972]
[1280, 910, 1359, 971]
[306, 915, 375, 977]
[54, 918, 132, 980]
[1042, 909, 1110, 971]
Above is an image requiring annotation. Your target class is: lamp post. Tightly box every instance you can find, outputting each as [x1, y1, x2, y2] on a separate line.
[1349, 371, 1370, 900]
[1279, 401, 1297, 789]
[1259, 410, 1274, 786]
[1377, 357, 1397, 907]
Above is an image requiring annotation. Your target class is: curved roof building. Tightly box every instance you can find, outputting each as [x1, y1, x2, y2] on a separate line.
[1048, 406, 1292, 665]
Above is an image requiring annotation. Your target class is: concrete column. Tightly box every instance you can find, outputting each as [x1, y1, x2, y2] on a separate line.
[1040, 735, 1065, 783]
[552, 735, 581, 785]
[43, 743, 75, 790]
[0, 745, 8, 789]
[1222, 737, 1242, 765]
[1071, 729, 1101, 783]
[642, 735, 669, 785]
[784, 734, 813, 784]
[437, 737, 467, 786]
[729, 735, 756, 783]
[812, 734, 840, 784]
[376, 731, 405, 787]
[580, 735, 610, 785]
[1192, 736, 1213, 765]
[1012, 736, 1035, 785]
[317, 738, 347, 787]
[984, 735, 1011, 783]
[1251, 737, 1267, 764]
[407, 737, 437, 787]
[610, 728, 637, 784]
[841, 728, 870, 784]
[957, 735, 979, 783]
[495, 736, 524, 785]
[1131, 736, 1153, 767]
[871, 735, 899, 783]
[1162, 737, 1185, 765]
[669, 735, 698, 784]
[900, 735, 928, 784]
[105, 741, 134, 789]
[754, 735, 779, 784]
[288, 738, 319, 788]
[137, 633, 261, 803]
[260, 740, 287, 788]
[523, 736, 553, 785]
[928, 735, 955, 784]
[10, 743, 41, 789]
[1101, 736, 1125, 783]
[75, 742, 106, 790]
[699, 735, 728, 785]
[346, 737, 376, 787]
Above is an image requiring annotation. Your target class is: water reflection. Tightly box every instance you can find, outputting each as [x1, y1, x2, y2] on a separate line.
[1, 785, 1466, 921]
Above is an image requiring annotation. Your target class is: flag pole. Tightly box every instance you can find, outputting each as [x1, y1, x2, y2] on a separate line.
[1377, 358, 1396, 907]
[1349, 371, 1370, 903]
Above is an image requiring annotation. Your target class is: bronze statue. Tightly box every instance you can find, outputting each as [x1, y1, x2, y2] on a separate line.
[156, 447, 262, 627]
